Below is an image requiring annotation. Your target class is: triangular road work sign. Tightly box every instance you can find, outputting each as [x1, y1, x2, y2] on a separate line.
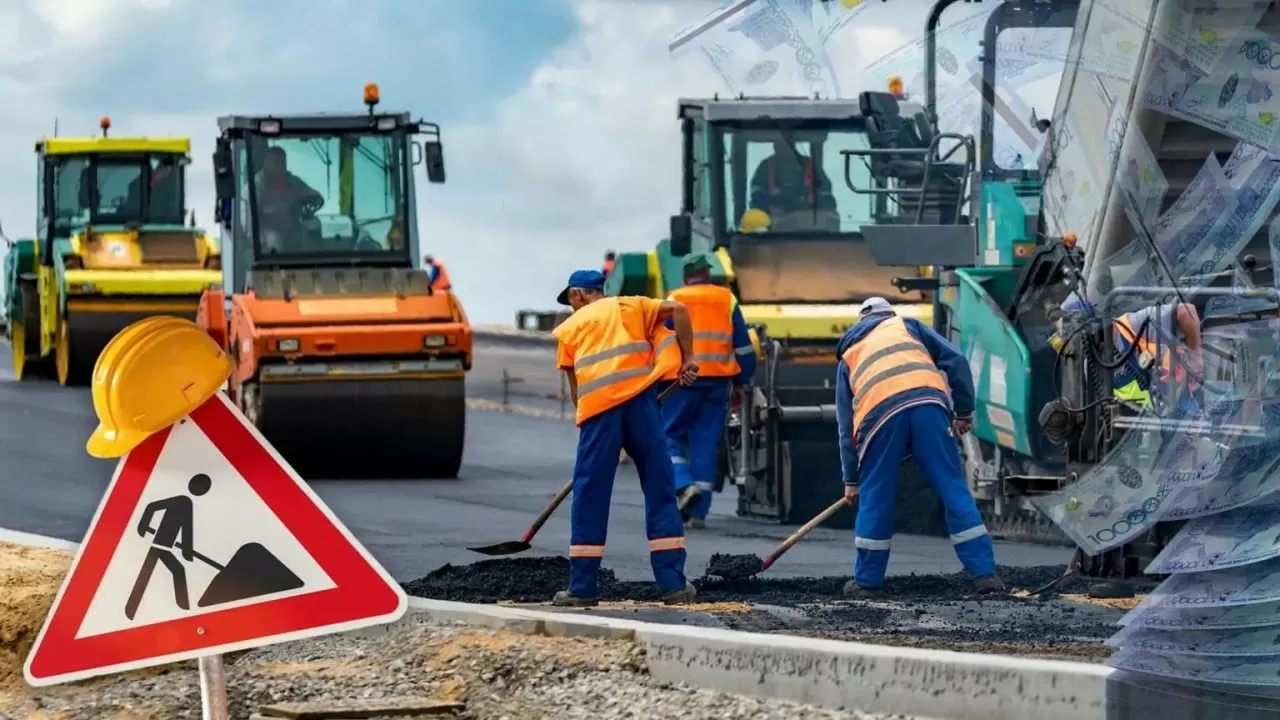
[24, 392, 406, 686]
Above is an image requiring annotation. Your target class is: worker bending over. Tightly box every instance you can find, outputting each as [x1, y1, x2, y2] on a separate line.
[836, 298, 1002, 597]
[551, 269, 700, 607]
[660, 255, 757, 529]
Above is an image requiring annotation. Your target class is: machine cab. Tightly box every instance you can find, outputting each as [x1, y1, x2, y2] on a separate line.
[669, 97, 941, 307]
[36, 118, 210, 272]
[211, 87, 446, 296]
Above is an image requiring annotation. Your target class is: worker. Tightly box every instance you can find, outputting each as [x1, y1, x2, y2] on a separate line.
[551, 269, 700, 607]
[836, 297, 1003, 597]
[749, 137, 837, 221]
[659, 255, 757, 529]
[424, 255, 452, 292]
[1061, 296, 1203, 413]
[603, 250, 617, 276]
[256, 146, 323, 252]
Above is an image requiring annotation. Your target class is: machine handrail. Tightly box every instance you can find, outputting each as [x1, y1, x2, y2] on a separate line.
[841, 132, 975, 224]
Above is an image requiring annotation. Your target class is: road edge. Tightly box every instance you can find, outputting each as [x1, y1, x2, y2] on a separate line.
[1, 528, 1113, 720]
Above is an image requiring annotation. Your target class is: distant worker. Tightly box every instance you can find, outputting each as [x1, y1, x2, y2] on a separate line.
[551, 269, 700, 607]
[424, 254, 452, 292]
[256, 146, 323, 251]
[1061, 296, 1203, 413]
[258, 146, 323, 211]
[603, 250, 617, 276]
[660, 255, 757, 529]
[749, 138, 837, 224]
[836, 298, 1002, 597]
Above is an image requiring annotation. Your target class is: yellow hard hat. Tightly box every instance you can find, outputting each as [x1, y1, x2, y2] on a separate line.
[87, 317, 234, 459]
[739, 209, 772, 233]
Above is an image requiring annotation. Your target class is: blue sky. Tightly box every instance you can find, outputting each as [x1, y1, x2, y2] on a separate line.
[0, 0, 1059, 324]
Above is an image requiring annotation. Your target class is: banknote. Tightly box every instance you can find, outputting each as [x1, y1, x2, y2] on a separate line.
[1142, 30, 1280, 156]
[1204, 219, 1280, 317]
[1070, 0, 1151, 83]
[1117, 598, 1280, 632]
[1105, 670, 1280, 711]
[864, 1, 992, 98]
[1105, 98, 1169, 223]
[1135, 555, 1280, 611]
[1146, 493, 1280, 574]
[1160, 435, 1280, 522]
[1110, 0, 1269, 74]
[1151, 153, 1236, 276]
[1109, 647, 1280, 686]
[1108, 624, 1280, 656]
[815, 0, 872, 42]
[668, 0, 840, 99]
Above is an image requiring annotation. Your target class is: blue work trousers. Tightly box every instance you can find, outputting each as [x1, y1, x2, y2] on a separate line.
[569, 387, 688, 597]
[853, 404, 997, 588]
[660, 380, 730, 520]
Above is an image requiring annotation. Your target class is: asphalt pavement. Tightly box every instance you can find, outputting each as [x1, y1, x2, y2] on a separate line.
[0, 336, 1067, 586]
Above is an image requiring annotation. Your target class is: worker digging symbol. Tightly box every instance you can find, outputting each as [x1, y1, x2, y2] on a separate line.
[124, 472, 303, 620]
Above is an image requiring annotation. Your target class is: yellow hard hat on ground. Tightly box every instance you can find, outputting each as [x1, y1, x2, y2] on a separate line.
[87, 317, 234, 459]
[739, 209, 772, 233]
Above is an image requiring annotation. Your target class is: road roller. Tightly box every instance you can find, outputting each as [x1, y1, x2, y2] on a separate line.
[197, 84, 472, 479]
[3, 117, 221, 385]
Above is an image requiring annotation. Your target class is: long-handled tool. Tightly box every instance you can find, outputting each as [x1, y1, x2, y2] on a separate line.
[706, 497, 851, 579]
[468, 382, 683, 557]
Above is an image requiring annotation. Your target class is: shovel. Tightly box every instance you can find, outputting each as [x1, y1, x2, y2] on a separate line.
[706, 497, 852, 579]
[468, 382, 684, 557]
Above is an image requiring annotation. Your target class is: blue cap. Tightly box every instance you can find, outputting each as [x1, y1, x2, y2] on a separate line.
[557, 269, 606, 306]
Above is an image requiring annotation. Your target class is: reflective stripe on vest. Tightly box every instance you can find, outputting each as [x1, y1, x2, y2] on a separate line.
[840, 316, 949, 443]
[767, 156, 815, 203]
[662, 284, 740, 379]
[553, 297, 679, 425]
[1114, 316, 1177, 386]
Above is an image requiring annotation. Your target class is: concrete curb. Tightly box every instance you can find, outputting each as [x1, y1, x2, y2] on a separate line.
[0, 527, 1113, 719]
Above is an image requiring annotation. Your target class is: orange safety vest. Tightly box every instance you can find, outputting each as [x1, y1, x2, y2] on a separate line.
[1114, 315, 1181, 385]
[840, 316, 949, 443]
[428, 260, 452, 292]
[767, 156, 816, 203]
[553, 296, 680, 425]
[661, 284, 739, 380]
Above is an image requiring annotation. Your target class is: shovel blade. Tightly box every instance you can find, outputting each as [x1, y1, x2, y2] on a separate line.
[467, 541, 532, 556]
[705, 553, 764, 579]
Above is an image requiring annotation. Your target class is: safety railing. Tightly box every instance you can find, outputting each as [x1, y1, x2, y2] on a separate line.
[841, 132, 976, 225]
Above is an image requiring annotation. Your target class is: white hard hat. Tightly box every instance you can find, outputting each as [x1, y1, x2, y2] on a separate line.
[859, 297, 895, 318]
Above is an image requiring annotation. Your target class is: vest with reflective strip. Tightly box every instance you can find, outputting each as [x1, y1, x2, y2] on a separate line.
[1114, 315, 1179, 387]
[429, 261, 452, 291]
[662, 284, 740, 379]
[840, 316, 950, 442]
[554, 297, 680, 425]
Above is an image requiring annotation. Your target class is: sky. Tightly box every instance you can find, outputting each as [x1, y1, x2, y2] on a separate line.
[0, 0, 1061, 324]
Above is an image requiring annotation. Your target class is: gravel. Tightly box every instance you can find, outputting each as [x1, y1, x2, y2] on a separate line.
[1, 618, 925, 719]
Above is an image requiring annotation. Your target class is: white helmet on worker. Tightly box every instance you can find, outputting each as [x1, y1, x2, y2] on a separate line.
[859, 297, 895, 319]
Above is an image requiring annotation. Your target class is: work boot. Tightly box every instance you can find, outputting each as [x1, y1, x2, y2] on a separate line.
[551, 591, 599, 608]
[677, 486, 701, 521]
[842, 580, 884, 599]
[662, 583, 697, 605]
[974, 575, 1007, 594]
[685, 517, 706, 530]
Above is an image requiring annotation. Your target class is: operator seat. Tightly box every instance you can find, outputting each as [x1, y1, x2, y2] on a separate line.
[859, 91, 964, 225]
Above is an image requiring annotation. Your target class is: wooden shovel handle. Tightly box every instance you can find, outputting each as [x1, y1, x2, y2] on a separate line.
[763, 497, 850, 567]
[522, 479, 574, 543]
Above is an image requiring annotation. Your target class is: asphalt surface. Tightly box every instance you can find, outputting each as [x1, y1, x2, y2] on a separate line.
[0, 335, 1068, 585]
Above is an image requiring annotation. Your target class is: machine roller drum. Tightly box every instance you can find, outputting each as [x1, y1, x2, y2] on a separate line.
[243, 378, 467, 479]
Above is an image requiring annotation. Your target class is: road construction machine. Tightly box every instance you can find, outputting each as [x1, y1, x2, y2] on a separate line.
[198, 84, 472, 478]
[608, 94, 960, 529]
[865, 0, 1280, 592]
[4, 118, 221, 385]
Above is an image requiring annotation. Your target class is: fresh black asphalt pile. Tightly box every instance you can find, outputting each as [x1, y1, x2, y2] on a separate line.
[402, 556, 1124, 661]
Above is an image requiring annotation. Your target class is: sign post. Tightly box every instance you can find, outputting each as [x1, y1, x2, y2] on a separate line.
[23, 317, 408, 711]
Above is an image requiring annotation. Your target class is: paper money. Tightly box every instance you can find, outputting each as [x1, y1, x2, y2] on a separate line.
[1131, 0, 1269, 74]
[1108, 624, 1280, 656]
[1146, 493, 1280, 574]
[864, 1, 992, 100]
[1134, 555, 1280, 611]
[1118, 598, 1280, 632]
[1205, 219, 1280, 317]
[1153, 153, 1237, 275]
[1109, 648, 1280, 686]
[816, 0, 871, 42]
[669, 0, 840, 99]
[1106, 101, 1169, 223]
[1160, 436, 1280, 521]
[1070, 0, 1150, 83]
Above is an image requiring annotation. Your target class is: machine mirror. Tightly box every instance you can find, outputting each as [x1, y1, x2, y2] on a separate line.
[424, 141, 446, 184]
[669, 215, 692, 256]
[212, 141, 235, 201]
